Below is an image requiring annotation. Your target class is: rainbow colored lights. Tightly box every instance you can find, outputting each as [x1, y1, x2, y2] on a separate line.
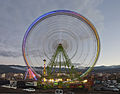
[22, 10, 100, 78]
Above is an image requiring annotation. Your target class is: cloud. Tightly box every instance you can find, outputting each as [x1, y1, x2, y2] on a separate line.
[0, 50, 20, 57]
[0, 0, 104, 59]
[0, 43, 21, 57]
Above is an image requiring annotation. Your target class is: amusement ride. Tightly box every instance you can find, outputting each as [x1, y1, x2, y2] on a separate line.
[22, 10, 100, 87]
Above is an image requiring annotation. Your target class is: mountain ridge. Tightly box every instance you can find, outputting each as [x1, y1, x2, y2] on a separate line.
[0, 64, 120, 73]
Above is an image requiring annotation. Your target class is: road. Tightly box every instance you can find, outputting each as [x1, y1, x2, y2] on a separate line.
[0, 87, 119, 94]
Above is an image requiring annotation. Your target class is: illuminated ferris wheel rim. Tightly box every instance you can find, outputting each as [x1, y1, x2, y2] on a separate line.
[22, 10, 100, 78]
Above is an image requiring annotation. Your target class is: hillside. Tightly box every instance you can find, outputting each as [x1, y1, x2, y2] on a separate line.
[0, 65, 120, 73]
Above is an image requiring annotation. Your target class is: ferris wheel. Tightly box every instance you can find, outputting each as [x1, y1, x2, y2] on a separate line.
[22, 10, 100, 79]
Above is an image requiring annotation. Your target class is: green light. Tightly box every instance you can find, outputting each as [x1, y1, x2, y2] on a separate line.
[54, 82, 58, 85]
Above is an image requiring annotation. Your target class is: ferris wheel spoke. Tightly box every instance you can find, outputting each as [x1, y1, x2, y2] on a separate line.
[22, 10, 100, 80]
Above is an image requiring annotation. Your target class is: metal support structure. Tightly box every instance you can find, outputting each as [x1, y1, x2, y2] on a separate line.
[47, 44, 74, 76]
[24, 68, 37, 80]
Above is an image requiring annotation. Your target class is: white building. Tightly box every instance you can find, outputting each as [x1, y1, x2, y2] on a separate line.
[1, 73, 6, 78]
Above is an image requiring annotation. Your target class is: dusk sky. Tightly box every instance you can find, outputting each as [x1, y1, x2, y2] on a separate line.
[0, 0, 120, 66]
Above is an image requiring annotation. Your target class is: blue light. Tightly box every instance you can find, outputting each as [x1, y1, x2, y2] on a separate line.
[23, 10, 75, 43]
[22, 10, 82, 78]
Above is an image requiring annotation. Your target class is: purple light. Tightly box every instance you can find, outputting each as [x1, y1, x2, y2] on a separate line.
[22, 10, 86, 78]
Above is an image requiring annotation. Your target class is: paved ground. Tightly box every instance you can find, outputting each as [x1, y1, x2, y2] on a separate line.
[0, 87, 119, 94]
[87, 91, 119, 94]
[0, 87, 27, 93]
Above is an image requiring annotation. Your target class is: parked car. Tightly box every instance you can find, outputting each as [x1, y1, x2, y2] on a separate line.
[94, 87, 101, 91]
[101, 87, 111, 91]
[109, 85, 115, 88]
[112, 88, 119, 92]
[23, 88, 35, 92]
[117, 85, 120, 89]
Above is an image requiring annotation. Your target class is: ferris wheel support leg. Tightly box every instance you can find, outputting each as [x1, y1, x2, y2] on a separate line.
[24, 68, 37, 80]
[24, 68, 29, 80]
